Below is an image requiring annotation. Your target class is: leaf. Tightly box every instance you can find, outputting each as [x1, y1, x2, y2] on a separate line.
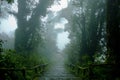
[7, 0, 14, 3]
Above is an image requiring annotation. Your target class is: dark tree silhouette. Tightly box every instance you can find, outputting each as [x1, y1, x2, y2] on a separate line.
[106, 0, 120, 79]
[107, 0, 120, 64]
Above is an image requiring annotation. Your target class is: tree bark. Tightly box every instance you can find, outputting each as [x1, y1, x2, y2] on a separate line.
[106, 0, 120, 63]
[15, 0, 51, 52]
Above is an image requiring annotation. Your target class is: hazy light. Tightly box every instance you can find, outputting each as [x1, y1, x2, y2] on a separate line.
[54, 18, 68, 29]
[60, 0, 68, 8]
[0, 0, 69, 34]
[48, 0, 68, 12]
[11, 0, 18, 13]
[0, 0, 70, 51]
[60, 18, 68, 24]
[55, 23, 64, 29]
[57, 32, 70, 50]
[0, 15, 17, 34]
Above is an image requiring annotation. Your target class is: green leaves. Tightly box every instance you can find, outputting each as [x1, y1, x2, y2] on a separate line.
[7, 0, 13, 3]
[0, 40, 3, 53]
[1, 0, 14, 3]
[65, 0, 106, 68]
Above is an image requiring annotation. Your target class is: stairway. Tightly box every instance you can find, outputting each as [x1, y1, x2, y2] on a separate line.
[38, 53, 80, 80]
[40, 77, 81, 80]
[39, 65, 81, 80]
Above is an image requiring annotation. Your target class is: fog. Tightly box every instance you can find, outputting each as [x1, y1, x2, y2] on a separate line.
[0, 0, 70, 51]
[0, 0, 114, 79]
[57, 31, 70, 50]
[0, 15, 17, 35]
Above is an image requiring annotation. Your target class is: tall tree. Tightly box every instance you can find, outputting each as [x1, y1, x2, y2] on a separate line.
[106, 0, 120, 63]
[65, 0, 106, 65]
[106, 0, 120, 79]
[86, 0, 106, 62]
[13, 0, 54, 52]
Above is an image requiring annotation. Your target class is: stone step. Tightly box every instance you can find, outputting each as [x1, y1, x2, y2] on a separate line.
[44, 73, 74, 77]
[40, 77, 81, 80]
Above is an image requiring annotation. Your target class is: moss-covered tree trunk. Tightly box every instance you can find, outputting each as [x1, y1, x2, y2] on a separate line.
[15, 0, 52, 53]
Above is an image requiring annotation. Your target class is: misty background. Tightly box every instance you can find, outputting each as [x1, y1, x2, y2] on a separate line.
[0, 0, 70, 51]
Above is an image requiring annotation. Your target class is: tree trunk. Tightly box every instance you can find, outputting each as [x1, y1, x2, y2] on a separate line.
[107, 0, 120, 79]
[15, 0, 51, 52]
[106, 0, 120, 64]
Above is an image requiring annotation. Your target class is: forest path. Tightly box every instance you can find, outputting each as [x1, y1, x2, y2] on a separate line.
[39, 53, 81, 80]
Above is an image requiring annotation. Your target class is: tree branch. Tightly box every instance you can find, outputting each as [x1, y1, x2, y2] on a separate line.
[8, 11, 17, 17]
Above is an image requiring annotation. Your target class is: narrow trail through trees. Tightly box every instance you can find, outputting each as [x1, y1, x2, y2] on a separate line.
[39, 53, 81, 80]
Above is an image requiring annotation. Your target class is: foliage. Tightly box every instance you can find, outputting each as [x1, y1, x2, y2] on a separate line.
[63, 0, 120, 79]
[6, 0, 13, 3]
[14, 0, 55, 53]
[1, 0, 14, 3]
[65, 0, 106, 67]
[0, 0, 58, 79]
[0, 40, 47, 80]
[0, 40, 3, 53]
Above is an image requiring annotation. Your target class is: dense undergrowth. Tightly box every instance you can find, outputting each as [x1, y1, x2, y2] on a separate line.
[0, 40, 47, 80]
